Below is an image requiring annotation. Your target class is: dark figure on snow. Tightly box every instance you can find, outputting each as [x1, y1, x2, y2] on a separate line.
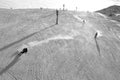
[94, 32, 98, 39]
[18, 48, 28, 56]
[56, 10, 59, 24]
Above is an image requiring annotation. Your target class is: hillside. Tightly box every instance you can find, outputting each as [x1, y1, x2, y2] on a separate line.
[96, 5, 120, 22]
[0, 9, 120, 80]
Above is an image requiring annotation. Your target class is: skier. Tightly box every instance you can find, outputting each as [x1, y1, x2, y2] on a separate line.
[94, 30, 102, 56]
[94, 32, 98, 39]
[18, 47, 28, 56]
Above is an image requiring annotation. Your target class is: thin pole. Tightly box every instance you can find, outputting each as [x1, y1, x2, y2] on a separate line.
[56, 9, 59, 25]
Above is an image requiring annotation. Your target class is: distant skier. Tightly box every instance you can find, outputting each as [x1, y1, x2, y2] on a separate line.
[0, 46, 28, 75]
[83, 20, 85, 23]
[94, 32, 98, 39]
[56, 9, 59, 24]
[94, 31, 102, 56]
[18, 47, 28, 56]
[95, 30, 102, 38]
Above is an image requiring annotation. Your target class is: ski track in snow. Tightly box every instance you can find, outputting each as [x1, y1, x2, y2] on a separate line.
[97, 13, 108, 19]
[18, 29, 80, 51]
[73, 15, 84, 22]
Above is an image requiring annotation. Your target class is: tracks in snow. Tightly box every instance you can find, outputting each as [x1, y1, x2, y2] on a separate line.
[18, 29, 80, 52]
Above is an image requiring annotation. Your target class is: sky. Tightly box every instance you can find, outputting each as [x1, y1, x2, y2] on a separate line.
[0, 0, 120, 11]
